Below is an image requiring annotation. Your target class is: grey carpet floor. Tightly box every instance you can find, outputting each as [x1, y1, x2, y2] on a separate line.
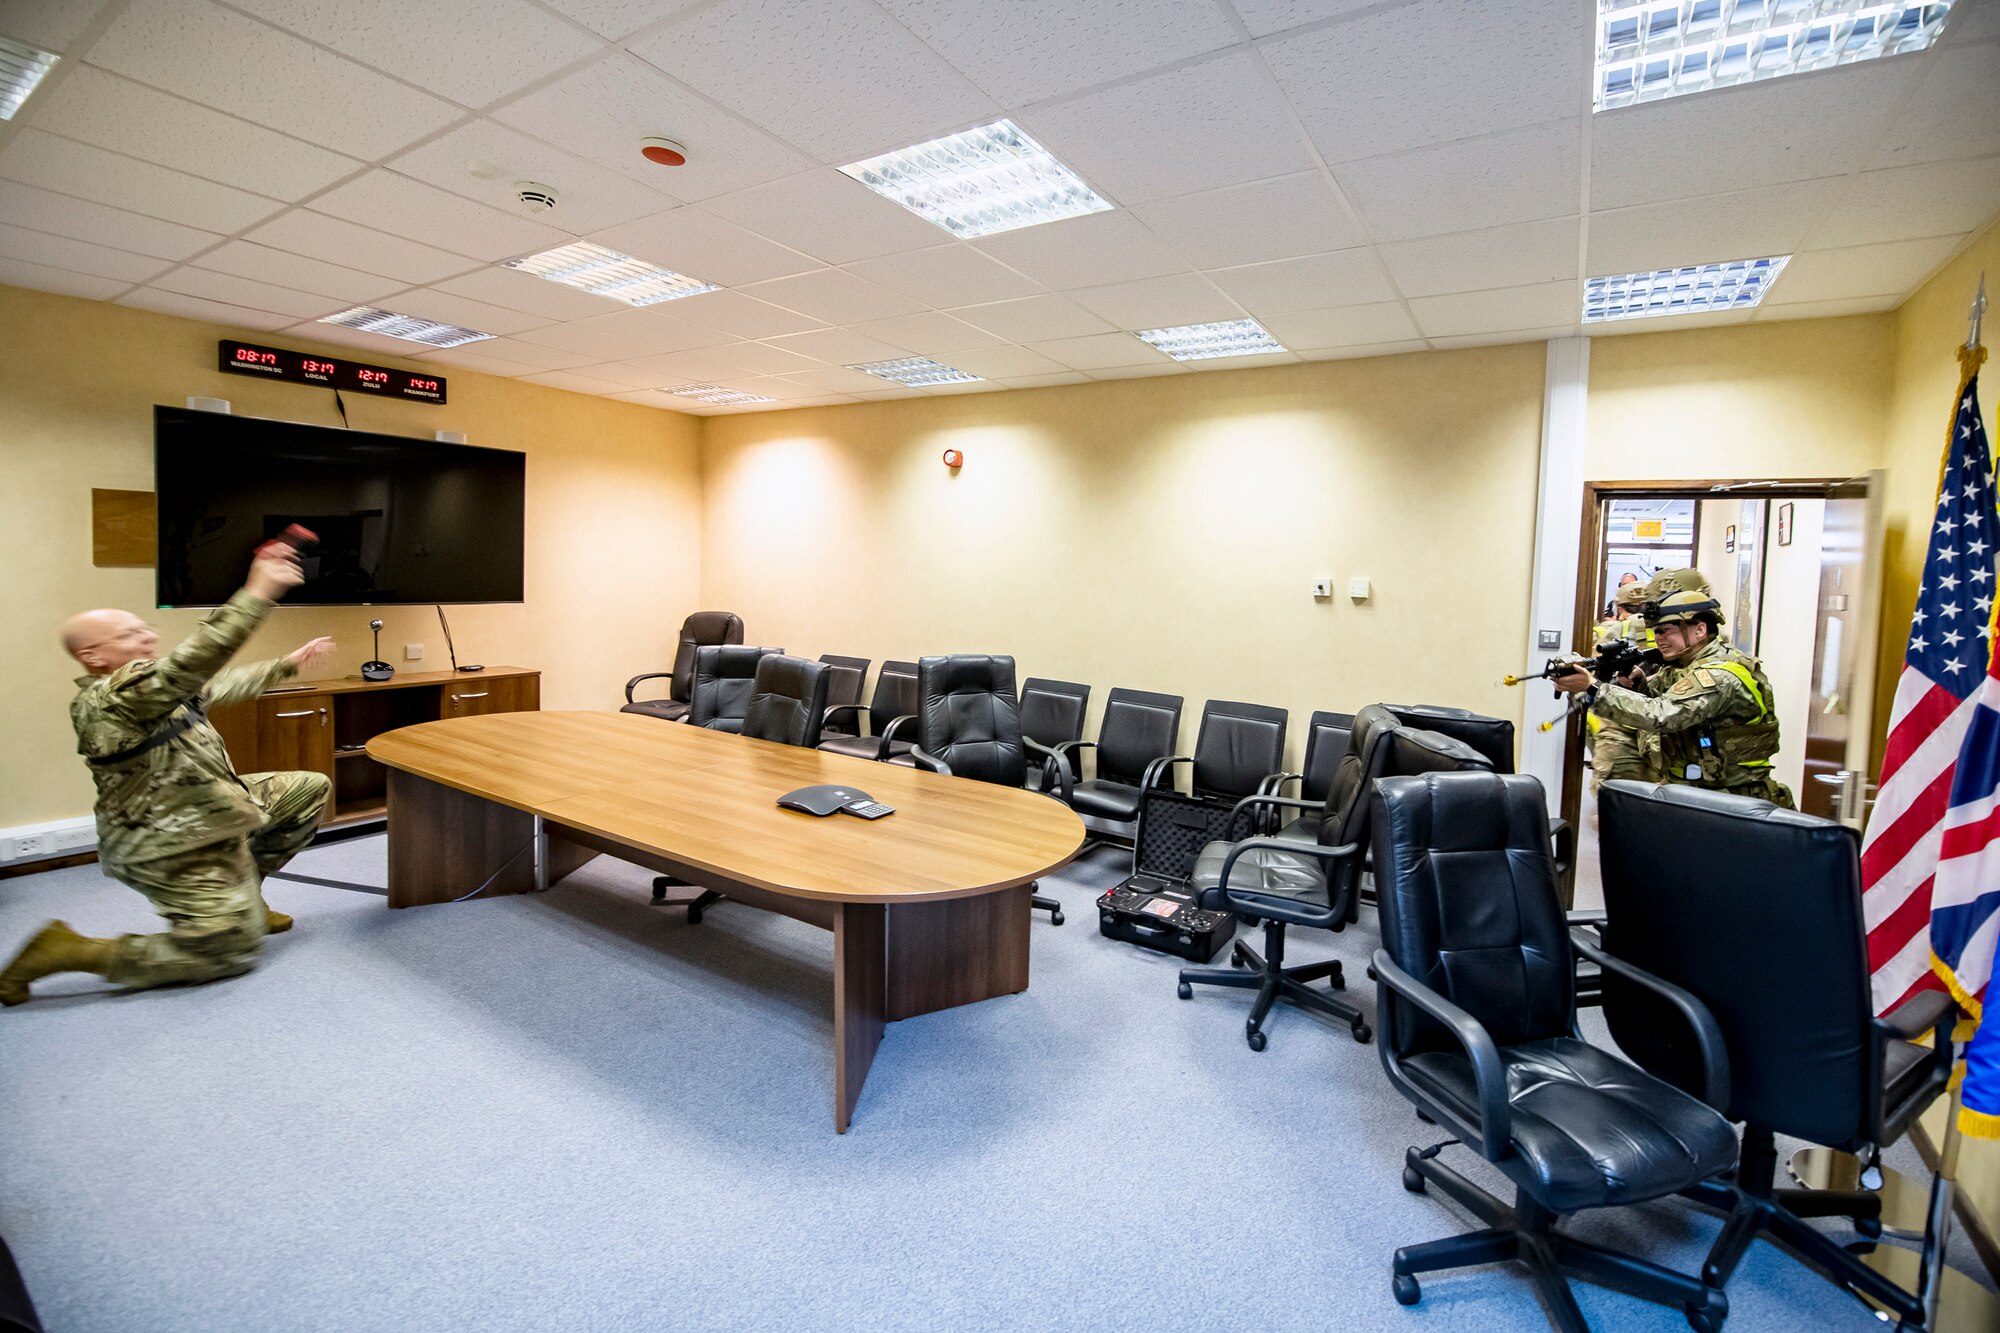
[0, 833, 1989, 1332]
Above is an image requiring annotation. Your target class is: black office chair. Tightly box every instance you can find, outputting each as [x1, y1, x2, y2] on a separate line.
[622, 611, 744, 723]
[817, 660, 919, 762]
[1155, 699, 1288, 806]
[1020, 677, 1089, 792]
[1595, 781, 1958, 1329]
[0, 1235, 42, 1333]
[1372, 771, 1736, 1333]
[1386, 702, 1574, 887]
[905, 654, 1075, 924]
[816, 655, 871, 737]
[1051, 687, 1183, 841]
[687, 644, 782, 733]
[742, 655, 831, 748]
[1270, 709, 1354, 845]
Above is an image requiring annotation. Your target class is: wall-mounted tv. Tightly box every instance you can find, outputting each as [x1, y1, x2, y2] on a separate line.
[154, 406, 525, 608]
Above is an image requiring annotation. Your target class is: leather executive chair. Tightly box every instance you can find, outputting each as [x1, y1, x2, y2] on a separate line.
[905, 654, 1076, 925]
[1385, 703, 1574, 887]
[1050, 687, 1183, 841]
[817, 660, 919, 762]
[1268, 709, 1355, 845]
[1155, 699, 1289, 808]
[1594, 781, 1958, 1329]
[686, 645, 782, 734]
[1372, 771, 1737, 1333]
[621, 611, 744, 723]
[815, 655, 871, 738]
[1020, 677, 1090, 792]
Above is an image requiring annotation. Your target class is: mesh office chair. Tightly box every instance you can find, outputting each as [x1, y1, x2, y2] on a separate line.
[1595, 781, 1958, 1329]
[687, 645, 782, 733]
[1051, 687, 1183, 841]
[906, 655, 1076, 924]
[817, 660, 919, 762]
[815, 655, 871, 737]
[1371, 771, 1735, 1332]
[1020, 677, 1090, 792]
[621, 611, 744, 723]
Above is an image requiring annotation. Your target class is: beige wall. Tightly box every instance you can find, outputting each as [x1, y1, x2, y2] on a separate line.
[699, 346, 1549, 767]
[0, 285, 703, 829]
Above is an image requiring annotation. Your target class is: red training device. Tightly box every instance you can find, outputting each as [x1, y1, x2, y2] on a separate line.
[255, 524, 318, 557]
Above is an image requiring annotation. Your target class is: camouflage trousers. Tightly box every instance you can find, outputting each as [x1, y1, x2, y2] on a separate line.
[1590, 723, 1658, 792]
[102, 771, 329, 989]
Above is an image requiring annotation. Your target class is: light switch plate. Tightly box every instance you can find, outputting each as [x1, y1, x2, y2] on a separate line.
[1537, 630, 1562, 650]
[405, 643, 424, 660]
[1347, 577, 1371, 601]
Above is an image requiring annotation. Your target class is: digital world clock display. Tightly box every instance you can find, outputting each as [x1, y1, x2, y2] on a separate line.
[216, 341, 447, 404]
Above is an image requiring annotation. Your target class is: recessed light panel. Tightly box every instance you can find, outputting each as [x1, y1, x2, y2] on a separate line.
[0, 36, 59, 121]
[1583, 256, 1790, 322]
[1133, 319, 1285, 361]
[666, 384, 775, 405]
[839, 119, 1113, 239]
[504, 241, 717, 306]
[1595, 1, 1957, 111]
[851, 357, 983, 387]
[318, 307, 494, 348]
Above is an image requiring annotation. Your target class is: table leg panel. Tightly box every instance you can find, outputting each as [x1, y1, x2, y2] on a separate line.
[884, 885, 1031, 1021]
[386, 771, 596, 907]
[833, 901, 886, 1134]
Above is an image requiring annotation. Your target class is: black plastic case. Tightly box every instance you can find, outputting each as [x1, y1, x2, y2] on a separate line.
[1095, 788, 1256, 962]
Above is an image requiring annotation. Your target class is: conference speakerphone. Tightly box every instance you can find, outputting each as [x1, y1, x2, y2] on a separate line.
[776, 785, 895, 819]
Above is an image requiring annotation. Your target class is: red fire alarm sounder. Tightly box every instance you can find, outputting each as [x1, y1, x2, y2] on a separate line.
[942, 448, 964, 469]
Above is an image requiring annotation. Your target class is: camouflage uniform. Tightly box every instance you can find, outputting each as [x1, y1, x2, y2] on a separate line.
[1589, 590, 1661, 791]
[72, 591, 329, 988]
[1590, 637, 1794, 808]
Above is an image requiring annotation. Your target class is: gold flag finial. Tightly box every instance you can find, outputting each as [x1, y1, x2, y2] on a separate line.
[1970, 274, 1987, 354]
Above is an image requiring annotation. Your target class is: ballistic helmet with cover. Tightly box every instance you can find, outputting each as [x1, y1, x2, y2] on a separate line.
[1614, 581, 1652, 611]
[1644, 568, 1711, 599]
[1647, 588, 1727, 629]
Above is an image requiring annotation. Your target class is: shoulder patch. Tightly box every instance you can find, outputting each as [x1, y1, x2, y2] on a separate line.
[1668, 672, 1708, 697]
[1694, 668, 1722, 687]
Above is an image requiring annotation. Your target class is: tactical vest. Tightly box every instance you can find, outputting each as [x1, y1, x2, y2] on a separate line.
[1656, 644, 1780, 791]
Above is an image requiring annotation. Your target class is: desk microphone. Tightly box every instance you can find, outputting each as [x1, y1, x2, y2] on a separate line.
[436, 605, 483, 673]
[361, 618, 394, 681]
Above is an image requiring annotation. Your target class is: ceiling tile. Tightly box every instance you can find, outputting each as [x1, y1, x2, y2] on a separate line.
[1381, 217, 1580, 298]
[843, 244, 1045, 307]
[0, 180, 223, 261]
[1336, 119, 1581, 243]
[721, 375, 834, 401]
[432, 265, 621, 320]
[0, 257, 128, 301]
[472, 336, 602, 371]
[1871, 44, 2000, 171]
[590, 207, 819, 287]
[947, 294, 1117, 342]
[245, 211, 480, 286]
[0, 130, 283, 236]
[1023, 52, 1314, 206]
[604, 389, 698, 411]
[405, 347, 540, 377]
[192, 241, 404, 304]
[1582, 309, 1750, 338]
[1260, 301, 1420, 349]
[1407, 279, 1576, 338]
[1766, 235, 1967, 305]
[513, 306, 731, 358]
[1297, 339, 1429, 362]
[1813, 156, 2000, 248]
[973, 210, 1187, 289]
[1590, 59, 1919, 209]
[999, 372, 1093, 388]
[564, 360, 677, 389]
[779, 366, 901, 394]
[117, 286, 294, 329]
[281, 319, 446, 357]
[0, 221, 163, 282]
[1208, 249, 1397, 315]
[149, 265, 345, 319]
[878, 0, 1237, 105]
[665, 289, 827, 339]
[1264, 0, 1583, 164]
[381, 289, 548, 337]
[1068, 271, 1244, 328]
[1024, 331, 1165, 370]
[30, 66, 361, 200]
[1427, 325, 1580, 349]
[847, 311, 1006, 355]
[1941, 0, 2000, 42]
[1228, 0, 1382, 39]
[759, 328, 913, 365]
[917, 378, 1005, 394]
[0, 0, 111, 51]
[389, 120, 678, 235]
[537, 0, 710, 41]
[229, 0, 602, 109]
[1753, 296, 1902, 322]
[517, 369, 631, 395]
[493, 54, 811, 203]
[617, 346, 788, 381]
[1087, 362, 1187, 379]
[702, 170, 948, 264]
[1585, 179, 1844, 276]
[941, 345, 1068, 379]
[686, 342, 827, 375]
[628, 0, 998, 163]
[311, 171, 570, 262]
[1132, 173, 1366, 270]
[739, 268, 926, 324]
[87, 0, 462, 160]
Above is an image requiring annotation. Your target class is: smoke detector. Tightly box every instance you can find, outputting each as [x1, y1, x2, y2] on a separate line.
[514, 181, 558, 212]
[640, 137, 687, 167]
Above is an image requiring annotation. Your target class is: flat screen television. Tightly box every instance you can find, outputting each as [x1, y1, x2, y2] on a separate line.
[154, 405, 525, 608]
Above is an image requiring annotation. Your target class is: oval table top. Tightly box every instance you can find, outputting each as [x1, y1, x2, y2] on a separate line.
[367, 711, 1086, 905]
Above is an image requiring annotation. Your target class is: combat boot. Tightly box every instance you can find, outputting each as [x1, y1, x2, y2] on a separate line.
[262, 901, 293, 934]
[0, 920, 115, 1006]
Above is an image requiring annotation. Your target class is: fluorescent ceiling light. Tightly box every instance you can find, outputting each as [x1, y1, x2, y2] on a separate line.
[0, 36, 59, 121]
[1133, 319, 1285, 361]
[318, 306, 494, 348]
[838, 119, 1113, 239]
[851, 357, 983, 387]
[666, 384, 775, 405]
[1583, 256, 1791, 322]
[1595, 1, 1957, 111]
[504, 241, 717, 306]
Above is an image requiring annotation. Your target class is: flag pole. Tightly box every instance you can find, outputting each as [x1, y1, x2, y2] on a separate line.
[1968, 274, 1986, 355]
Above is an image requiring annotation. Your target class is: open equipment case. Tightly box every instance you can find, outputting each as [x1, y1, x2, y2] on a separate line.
[1096, 786, 1261, 962]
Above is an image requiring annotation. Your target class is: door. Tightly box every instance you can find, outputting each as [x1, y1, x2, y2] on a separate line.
[1803, 472, 1886, 825]
[247, 693, 336, 778]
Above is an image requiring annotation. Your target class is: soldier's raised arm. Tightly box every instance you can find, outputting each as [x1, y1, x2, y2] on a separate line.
[1590, 668, 1744, 734]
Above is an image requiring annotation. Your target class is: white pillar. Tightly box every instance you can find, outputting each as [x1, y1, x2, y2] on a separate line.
[1521, 337, 1590, 813]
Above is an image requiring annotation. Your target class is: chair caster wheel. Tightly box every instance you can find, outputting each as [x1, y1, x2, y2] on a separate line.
[686, 906, 703, 925]
[1230, 950, 1246, 969]
[1402, 1166, 1426, 1194]
[1686, 1301, 1725, 1332]
[1177, 981, 1192, 1000]
[1246, 1028, 1268, 1052]
[1351, 1022, 1372, 1044]
[1855, 1214, 1883, 1240]
[1330, 971, 1346, 992]
[651, 876, 672, 904]
[1393, 1273, 1420, 1306]
[1049, 909, 1064, 926]
[1366, 964, 1378, 982]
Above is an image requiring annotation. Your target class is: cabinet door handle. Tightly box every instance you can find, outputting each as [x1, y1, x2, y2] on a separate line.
[274, 708, 327, 727]
[453, 692, 489, 701]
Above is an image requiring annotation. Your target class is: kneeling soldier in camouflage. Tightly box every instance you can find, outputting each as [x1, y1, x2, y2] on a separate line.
[1, 536, 337, 1005]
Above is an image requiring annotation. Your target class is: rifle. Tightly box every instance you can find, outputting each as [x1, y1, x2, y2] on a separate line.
[1504, 636, 1662, 688]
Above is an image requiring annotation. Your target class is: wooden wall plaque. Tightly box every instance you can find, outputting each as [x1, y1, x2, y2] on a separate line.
[92, 488, 155, 567]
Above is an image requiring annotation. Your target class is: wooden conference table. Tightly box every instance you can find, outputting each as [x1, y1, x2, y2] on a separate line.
[366, 711, 1085, 1131]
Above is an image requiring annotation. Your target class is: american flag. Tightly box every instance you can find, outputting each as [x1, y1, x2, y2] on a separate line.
[1863, 367, 1999, 1014]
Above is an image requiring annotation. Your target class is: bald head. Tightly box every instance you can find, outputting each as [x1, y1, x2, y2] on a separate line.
[63, 609, 159, 674]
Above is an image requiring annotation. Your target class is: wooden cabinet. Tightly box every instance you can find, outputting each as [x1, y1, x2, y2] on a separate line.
[210, 667, 539, 829]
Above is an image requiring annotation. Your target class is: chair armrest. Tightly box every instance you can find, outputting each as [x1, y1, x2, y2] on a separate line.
[1548, 817, 1575, 875]
[821, 701, 868, 732]
[1025, 737, 1074, 804]
[1868, 991, 1957, 1144]
[908, 745, 951, 776]
[1372, 949, 1512, 1161]
[1226, 792, 1326, 822]
[1213, 838, 1360, 926]
[1570, 930, 1730, 1109]
[1142, 754, 1190, 792]
[624, 671, 673, 704]
[871, 713, 920, 763]
[1878, 989, 1956, 1042]
[1265, 771, 1302, 796]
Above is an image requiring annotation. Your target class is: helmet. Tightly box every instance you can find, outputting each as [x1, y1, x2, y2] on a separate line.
[1644, 568, 1712, 600]
[1614, 582, 1651, 610]
[1646, 588, 1726, 628]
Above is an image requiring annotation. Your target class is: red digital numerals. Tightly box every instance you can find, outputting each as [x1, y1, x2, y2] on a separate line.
[235, 347, 278, 366]
[357, 368, 389, 384]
